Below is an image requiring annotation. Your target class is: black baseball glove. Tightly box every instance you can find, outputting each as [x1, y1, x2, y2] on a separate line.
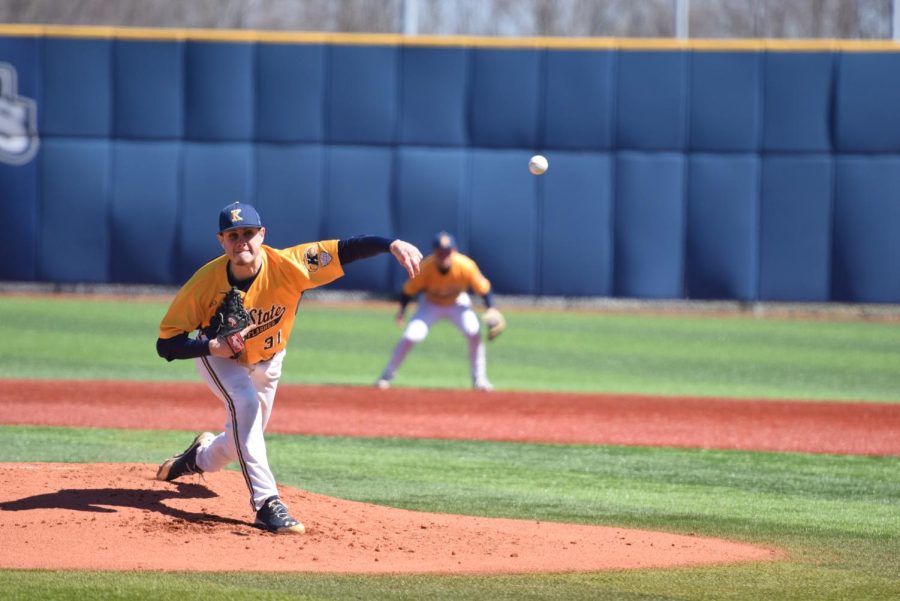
[205, 286, 252, 358]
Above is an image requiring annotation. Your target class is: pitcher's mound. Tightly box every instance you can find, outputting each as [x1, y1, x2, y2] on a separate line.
[0, 463, 777, 574]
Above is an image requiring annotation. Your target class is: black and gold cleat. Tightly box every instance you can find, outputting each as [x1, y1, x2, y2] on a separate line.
[155, 432, 214, 481]
[254, 496, 306, 534]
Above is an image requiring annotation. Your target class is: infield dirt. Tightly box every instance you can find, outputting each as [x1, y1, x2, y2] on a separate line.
[3, 380, 898, 455]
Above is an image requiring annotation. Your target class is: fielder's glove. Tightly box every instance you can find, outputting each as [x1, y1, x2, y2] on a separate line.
[205, 286, 252, 358]
[482, 307, 506, 342]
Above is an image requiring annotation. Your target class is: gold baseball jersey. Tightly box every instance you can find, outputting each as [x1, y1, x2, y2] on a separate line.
[403, 251, 491, 305]
[159, 240, 343, 364]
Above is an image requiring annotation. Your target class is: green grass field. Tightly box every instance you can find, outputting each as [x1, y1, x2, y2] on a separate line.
[1, 295, 899, 600]
[3, 295, 900, 401]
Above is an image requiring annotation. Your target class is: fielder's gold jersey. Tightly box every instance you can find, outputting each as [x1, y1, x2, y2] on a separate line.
[403, 251, 491, 306]
[159, 240, 343, 364]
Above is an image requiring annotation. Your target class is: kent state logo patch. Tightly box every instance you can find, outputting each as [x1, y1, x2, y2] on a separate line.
[305, 247, 332, 273]
[0, 62, 39, 166]
[305, 247, 319, 272]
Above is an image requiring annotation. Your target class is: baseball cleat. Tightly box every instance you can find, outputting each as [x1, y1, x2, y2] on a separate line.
[473, 378, 494, 392]
[155, 432, 215, 482]
[375, 378, 391, 390]
[255, 496, 306, 534]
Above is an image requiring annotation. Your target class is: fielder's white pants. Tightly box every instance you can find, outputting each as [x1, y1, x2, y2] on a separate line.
[380, 296, 487, 385]
[193, 349, 286, 512]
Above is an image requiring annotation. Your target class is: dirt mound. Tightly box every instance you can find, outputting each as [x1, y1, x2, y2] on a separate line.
[0, 463, 778, 574]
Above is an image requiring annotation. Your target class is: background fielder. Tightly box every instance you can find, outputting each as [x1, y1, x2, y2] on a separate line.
[155, 202, 422, 534]
[376, 231, 501, 392]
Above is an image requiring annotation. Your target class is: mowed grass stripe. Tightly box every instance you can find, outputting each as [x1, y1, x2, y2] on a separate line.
[1, 566, 899, 601]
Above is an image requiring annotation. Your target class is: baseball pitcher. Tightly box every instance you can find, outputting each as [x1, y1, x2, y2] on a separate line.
[155, 202, 422, 534]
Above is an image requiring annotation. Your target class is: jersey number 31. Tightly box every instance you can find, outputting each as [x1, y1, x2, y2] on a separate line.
[263, 330, 282, 350]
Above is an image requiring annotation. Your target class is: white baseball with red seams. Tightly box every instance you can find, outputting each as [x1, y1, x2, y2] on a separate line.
[528, 154, 548, 175]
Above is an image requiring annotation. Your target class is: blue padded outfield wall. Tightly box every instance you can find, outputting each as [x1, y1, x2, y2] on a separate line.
[2, 27, 900, 302]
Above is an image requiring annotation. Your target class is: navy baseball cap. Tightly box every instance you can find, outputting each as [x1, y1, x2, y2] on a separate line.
[433, 231, 457, 250]
[219, 202, 262, 233]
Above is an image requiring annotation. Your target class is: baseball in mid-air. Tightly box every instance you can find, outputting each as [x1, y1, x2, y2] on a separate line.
[528, 154, 548, 176]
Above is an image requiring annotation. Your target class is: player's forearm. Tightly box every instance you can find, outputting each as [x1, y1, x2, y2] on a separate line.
[482, 291, 495, 309]
[337, 235, 393, 265]
[398, 293, 413, 313]
[156, 333, 210, 362]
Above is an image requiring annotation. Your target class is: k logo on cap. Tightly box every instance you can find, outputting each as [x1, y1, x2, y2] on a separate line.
[219, 202, 263, 233]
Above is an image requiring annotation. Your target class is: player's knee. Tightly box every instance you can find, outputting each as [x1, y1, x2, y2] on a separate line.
[404, 321, 429, 343]
[462, 321, 481, 339]
[227, 394, 259, 421]
[460, 313, 481, 338]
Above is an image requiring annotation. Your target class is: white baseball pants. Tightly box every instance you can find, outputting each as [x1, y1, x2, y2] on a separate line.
[380, 296, 487, 385]
[192, 349, 286, 511]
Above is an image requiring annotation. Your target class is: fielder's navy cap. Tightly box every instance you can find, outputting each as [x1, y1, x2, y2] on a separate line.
[219, 202, 262, 233]
[432, 231, 456, 250]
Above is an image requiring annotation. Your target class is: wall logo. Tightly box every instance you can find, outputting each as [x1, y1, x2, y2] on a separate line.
[0, 62, 39, 165]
